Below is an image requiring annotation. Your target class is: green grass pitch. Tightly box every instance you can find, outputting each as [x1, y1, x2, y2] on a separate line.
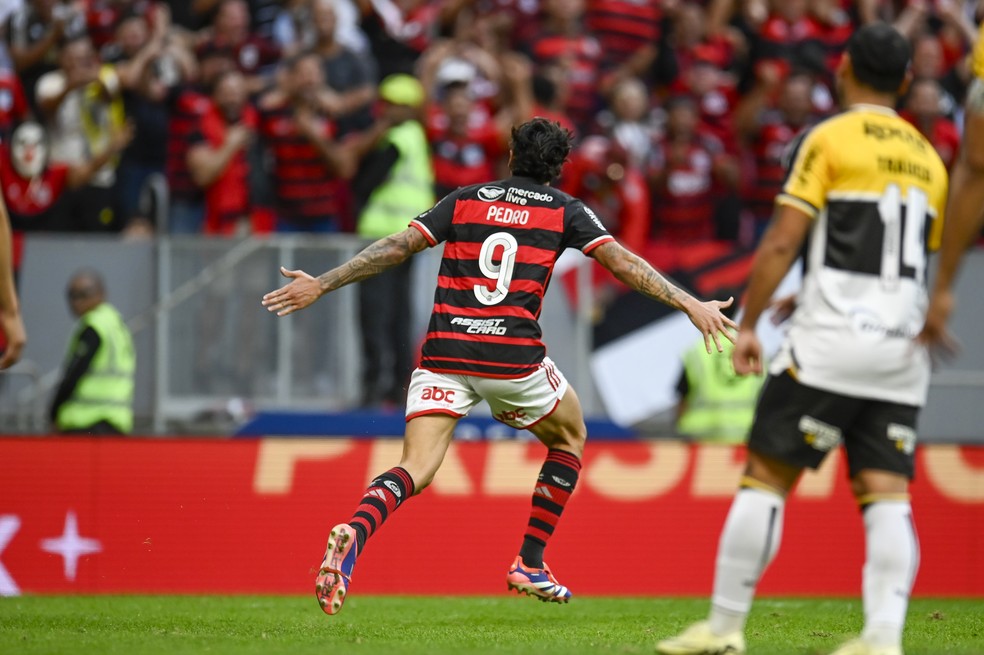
[1, 596, 981, 654]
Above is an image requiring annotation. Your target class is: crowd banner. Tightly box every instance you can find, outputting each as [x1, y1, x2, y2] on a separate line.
[1, 437, 981, 596]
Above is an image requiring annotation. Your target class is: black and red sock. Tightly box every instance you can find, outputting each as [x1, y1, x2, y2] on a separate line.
[519, 449, 581, 569]
[349, 466, 415, 554]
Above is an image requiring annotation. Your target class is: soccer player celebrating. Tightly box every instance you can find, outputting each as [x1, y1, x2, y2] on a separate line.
[262, 117, 738, 615]
[919, 21, 984, 352]
[657, 24, 948, 655]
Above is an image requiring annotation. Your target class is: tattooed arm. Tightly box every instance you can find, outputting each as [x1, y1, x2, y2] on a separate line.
[591, 241, 738, 353]
[591, 241, 691, 310]
[262, 228, 429, 317]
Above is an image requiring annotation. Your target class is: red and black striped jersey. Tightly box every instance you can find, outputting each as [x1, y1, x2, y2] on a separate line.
[585, 0, 662, 72]
[410, 177, 615, 378]
[259, 101, 344, 222]
[648, 134, 726, 242]
[744, 113, 808, 221]
[526, 32, 603, 133]
[166, 89, 210, 202]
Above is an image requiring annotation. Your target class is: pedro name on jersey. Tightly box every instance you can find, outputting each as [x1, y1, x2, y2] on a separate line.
[410, 177, 614, 378]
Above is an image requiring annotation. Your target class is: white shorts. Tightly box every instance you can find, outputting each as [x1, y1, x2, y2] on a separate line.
[405, 357, 569, 429]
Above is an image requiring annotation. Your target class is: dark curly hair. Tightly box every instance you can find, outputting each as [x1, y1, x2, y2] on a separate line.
[509, 117, 574, 184]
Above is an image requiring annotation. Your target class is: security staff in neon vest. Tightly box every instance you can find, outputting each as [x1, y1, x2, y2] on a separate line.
[676, 302, 765, 444]
[352, 74, 435, 407]
[50, 269, 135, 434]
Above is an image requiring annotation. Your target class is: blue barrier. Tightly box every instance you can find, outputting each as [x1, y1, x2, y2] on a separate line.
[235, 410, 636, 440]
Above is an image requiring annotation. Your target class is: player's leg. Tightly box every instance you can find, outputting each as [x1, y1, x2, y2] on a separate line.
[315, 413, 459, 615]
[316, 370, 478, 615]
[830, 403, 919, 655]
[482, 358, 583, 602]
[658, 372, 857, 655]
[656, 450, 800, 654]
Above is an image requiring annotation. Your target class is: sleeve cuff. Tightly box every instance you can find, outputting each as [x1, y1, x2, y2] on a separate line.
[776, 194, 819, 219]
[409, 220, 437, 246]
[582, 235, 615, 254]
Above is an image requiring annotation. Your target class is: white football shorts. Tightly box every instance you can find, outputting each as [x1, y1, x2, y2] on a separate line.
[405, 357, 569, 429]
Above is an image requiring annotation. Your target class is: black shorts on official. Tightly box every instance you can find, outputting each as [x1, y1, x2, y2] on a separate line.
[748, 371, 919, 479]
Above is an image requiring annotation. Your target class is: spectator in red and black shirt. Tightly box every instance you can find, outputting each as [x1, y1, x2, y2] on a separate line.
[750, 0, 823, 89]
[526, 0, 602, 134]
[736, 67, 818, 243]
[909, 32, 963, 120]
[427, 80, 506, 197]
[902, 77, 961, 171]
[677, 52, 741, 154]
[3, 120, 133, 237]
[562, 134, 650, 254]
[86, 0, 161, 53]
[425, 52, 532, 197]
[258, 51, 355, 233]
[187, 69, 260, 236]
[2, 121, 73, 233]
[165, 48, 237, 233]
[647, 95, 738, 244]
[261, 118, 737, 616]
[356, 0, 442, 79]
[585, 0, 662, 94]
[195, 0, 281, 95]
[669, 1, 738, 80]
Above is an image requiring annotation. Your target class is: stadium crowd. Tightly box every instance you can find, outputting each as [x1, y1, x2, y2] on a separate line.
[0, 0, 981, 272]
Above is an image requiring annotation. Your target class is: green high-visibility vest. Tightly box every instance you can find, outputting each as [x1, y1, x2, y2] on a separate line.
[676, 339, 764, 444]
[357, 120, 435, 239]
[56, 303, 135, 433]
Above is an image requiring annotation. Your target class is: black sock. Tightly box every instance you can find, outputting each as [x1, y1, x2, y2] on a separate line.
[519, 537, 546, 569]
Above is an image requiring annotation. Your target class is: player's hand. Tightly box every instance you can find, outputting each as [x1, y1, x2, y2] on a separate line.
[917, 287, 960, 357]
[732, 329, 763, 376]
[261, 267, 322, 317]
[0, 309, 26, 369]
[687, 295, 738, 354]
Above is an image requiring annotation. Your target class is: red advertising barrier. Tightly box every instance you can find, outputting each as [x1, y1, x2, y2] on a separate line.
[0, 437, 982, 596]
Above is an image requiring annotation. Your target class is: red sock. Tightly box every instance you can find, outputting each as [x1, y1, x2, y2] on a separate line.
[519, 449, 581, 568]
[349, 466, 415, 553]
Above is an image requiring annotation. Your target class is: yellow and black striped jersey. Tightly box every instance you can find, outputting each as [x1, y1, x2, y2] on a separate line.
[771, 104, 949, 406]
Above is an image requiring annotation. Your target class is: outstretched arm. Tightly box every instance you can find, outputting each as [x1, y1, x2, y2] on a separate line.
[920, 81, 984, 351]
[731, 203, 811, 374]
[262, 227, 429, 316]
[0, 194, 25, 369]
[590, 241, 738, 353]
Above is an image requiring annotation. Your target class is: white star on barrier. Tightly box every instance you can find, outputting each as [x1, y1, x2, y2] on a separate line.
[40, 511, 102, 581]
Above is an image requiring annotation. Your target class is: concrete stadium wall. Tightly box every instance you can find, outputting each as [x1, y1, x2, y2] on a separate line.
[4, 234, 983, 440]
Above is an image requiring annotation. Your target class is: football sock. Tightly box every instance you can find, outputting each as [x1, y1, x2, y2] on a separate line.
[709, 486, 785, 636]
[861, 500, 919, 649]
[518, 448, 581, 569]
[349, 467, 415, 554]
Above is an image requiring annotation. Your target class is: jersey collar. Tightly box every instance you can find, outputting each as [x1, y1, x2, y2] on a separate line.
[848, 103, 898, 116]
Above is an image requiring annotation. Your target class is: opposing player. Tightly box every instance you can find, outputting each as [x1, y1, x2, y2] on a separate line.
[657, 24, 947, 655]
[919, 21, 984, 351]
[262, 117, 737, 615]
